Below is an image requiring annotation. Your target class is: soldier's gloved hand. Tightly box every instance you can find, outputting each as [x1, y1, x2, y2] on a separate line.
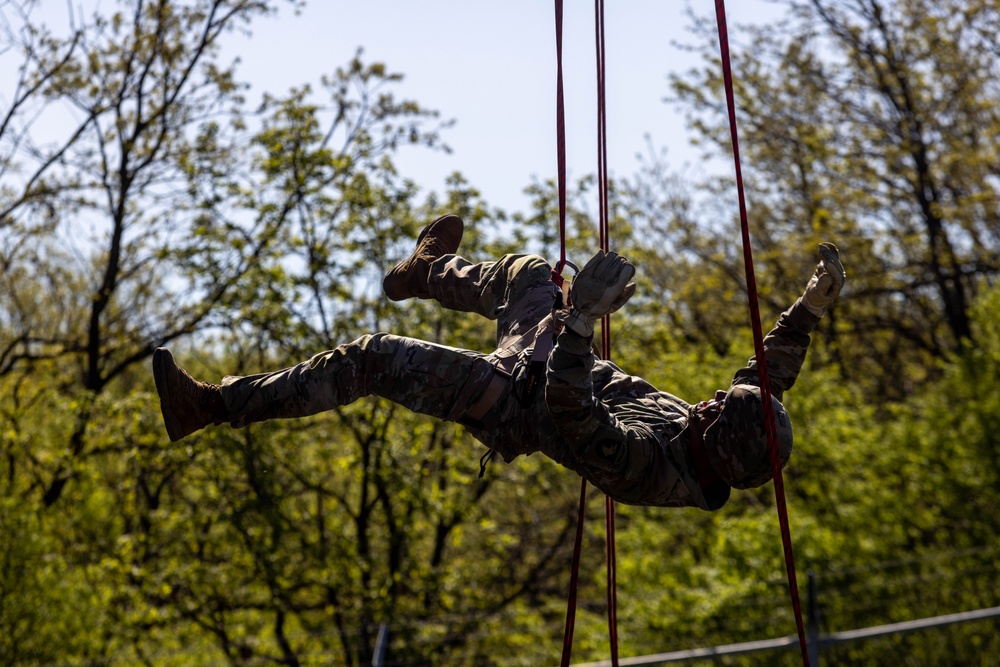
[559, 250, 636, 337]
[802, 242, 846, 317]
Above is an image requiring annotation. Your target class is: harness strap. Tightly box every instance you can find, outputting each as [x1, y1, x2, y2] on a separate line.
[465, 367, 511, 423]
[520, 317, 556, 404]
[478, 448, 497, 478]
[464, 311, 559, 423]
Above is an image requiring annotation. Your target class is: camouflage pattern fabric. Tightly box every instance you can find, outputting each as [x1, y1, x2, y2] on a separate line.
[220, 253, 558, 431]
[221, 334, 496, 427]
[543, 296, 821, 510]
[543, 328, 725, 509]
[220, 252, 821, 511]
[730, 296, 821, 401]
[429, 253, 559, 350]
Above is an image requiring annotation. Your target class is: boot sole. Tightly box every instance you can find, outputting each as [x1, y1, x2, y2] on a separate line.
[152, 348, 185, 442]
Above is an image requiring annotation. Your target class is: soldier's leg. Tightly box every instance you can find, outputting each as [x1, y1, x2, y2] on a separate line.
[381, 214, 558, 337]
[429, 253, 560, 345]
[154, 336, 496, 441]
[221, 333, 496, 427]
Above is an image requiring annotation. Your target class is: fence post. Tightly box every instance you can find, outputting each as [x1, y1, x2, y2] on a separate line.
[372, 623, 389, 667]
[807, 569, 820, 667]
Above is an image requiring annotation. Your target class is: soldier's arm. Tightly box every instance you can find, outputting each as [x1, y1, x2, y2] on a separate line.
[545, 329, 652, 481]
[545, 330, 604, 441]
[545, 250, 659, 481]
[731, 298, 820, 401]
[732, 243, 845, 400]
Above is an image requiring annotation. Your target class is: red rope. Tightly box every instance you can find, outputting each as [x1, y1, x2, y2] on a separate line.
[594, 1, 619, 665]
[713, 2, 810, 665]
[554, 0, 568, 276]
[604, 498, 619, 666]
[558, 2, 620, 665]
[595, 0, 609, 256]
[561, 478, 588, 667]
[555, 3, 585, 665]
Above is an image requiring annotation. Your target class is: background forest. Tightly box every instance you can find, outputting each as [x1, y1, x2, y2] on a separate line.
[1, 1, 998, 666]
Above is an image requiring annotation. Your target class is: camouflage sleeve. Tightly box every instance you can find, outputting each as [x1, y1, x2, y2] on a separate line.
[544, 329, 653, 482]
[545, 330, 605, 440]
[732, 297, 822, 401]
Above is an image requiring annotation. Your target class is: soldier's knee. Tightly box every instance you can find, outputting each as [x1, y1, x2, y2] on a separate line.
[354, 333, 403, 362]
[520, 254, 553, 280]
[507, 254, 554, 290]
[320, 333, 390, 368]
[355, 332, 390, 348]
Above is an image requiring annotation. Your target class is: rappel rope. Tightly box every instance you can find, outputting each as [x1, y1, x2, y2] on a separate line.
[593, 0, 620, 663]
[553, 1, 582, 662]
[713, 1, 810, 664]
[557, 1, 620, 666]
[557, 3, 808, 665]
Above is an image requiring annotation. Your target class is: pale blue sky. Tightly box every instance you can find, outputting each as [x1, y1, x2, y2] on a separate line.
[12, 1, 784, 214]
[235, 1, 784, 212]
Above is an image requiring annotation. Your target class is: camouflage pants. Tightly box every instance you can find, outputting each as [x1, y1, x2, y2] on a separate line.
[220, 254, 559, 429]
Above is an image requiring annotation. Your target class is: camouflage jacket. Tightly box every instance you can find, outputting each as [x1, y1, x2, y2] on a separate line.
[540, 297, 822, 510]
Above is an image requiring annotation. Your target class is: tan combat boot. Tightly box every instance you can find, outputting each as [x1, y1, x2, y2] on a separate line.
[152, 348, 227, 442]
[382, 214, 464, 301]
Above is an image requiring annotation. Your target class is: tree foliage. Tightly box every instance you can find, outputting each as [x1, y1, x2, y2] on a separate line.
[662, 0, 1000, 401]
[1, 1, 999, 666]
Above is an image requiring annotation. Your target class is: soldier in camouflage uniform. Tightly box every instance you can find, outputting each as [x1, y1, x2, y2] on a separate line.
[153, 214, 845, 510]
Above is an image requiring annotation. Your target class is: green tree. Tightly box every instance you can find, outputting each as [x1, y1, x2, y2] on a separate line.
[0, 0, 306, 508]
[8, 1, 999, 665]
[182, 60, 580, 665]
[663, 0, 1000, 401]
[0, 3, 589, 665]
[0, 1, 299, 658]
[603, 2, 1000, 653]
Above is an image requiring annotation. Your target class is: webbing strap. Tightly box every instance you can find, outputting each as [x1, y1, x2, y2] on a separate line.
[713, 2, 809, 665]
